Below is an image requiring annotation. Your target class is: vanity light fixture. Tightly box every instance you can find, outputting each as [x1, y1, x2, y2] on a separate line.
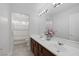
[39, 9, 48, 16]
[53, 3, 63, 8]
[39, 3, 63, 16]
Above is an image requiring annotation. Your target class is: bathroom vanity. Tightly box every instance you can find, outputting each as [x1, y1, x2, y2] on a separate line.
[30, 34, 79, 56]
[30, 38, 56, 56]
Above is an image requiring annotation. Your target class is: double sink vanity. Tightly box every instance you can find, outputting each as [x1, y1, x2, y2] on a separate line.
[30, 34, 79, 56]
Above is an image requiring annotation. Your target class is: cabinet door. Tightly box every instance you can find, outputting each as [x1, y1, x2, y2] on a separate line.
[33, 41, 39, 56]
[31, 38, 34, 53]
[38, 44, 43, 56]
[42, 47, 55, 56]
[30, 38, 56, 56]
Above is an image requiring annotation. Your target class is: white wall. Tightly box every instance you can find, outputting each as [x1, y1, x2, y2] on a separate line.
[0, 4, 11, 55]
[29, 14, 46, 35]
[51, 5, 79, 42]
[10, 3, 50, 35]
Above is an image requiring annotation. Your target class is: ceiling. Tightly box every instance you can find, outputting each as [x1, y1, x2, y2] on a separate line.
[10, 3, 48, 16]
[10, 3, 79, 16]
[47, 3, 79, 15]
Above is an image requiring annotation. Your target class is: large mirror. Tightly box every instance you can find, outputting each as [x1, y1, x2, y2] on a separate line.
[46, 3, 79, 42]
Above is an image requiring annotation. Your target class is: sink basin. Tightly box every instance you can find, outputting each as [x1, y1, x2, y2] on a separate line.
[56, 45, 66, 52]
[39, 35, 67, 53]
[47, 40, 66, 53]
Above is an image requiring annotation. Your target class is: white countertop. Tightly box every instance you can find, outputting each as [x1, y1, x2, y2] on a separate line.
[30, 34, 79, 56]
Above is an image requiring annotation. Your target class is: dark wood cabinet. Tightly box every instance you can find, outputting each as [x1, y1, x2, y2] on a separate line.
[38, 44, 43, 56]
[31, 38, 39, 56]
[30, 38, 56, 56]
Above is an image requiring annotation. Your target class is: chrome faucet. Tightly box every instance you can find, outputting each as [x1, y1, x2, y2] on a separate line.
[57, 41, 64, 52]
[57, 41, 64, 46]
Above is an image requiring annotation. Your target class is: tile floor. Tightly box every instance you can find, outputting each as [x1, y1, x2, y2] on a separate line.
[13, 43, 34, 56]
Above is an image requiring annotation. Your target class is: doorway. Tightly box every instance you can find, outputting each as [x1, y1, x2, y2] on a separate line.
[11, 13, 33, 56]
